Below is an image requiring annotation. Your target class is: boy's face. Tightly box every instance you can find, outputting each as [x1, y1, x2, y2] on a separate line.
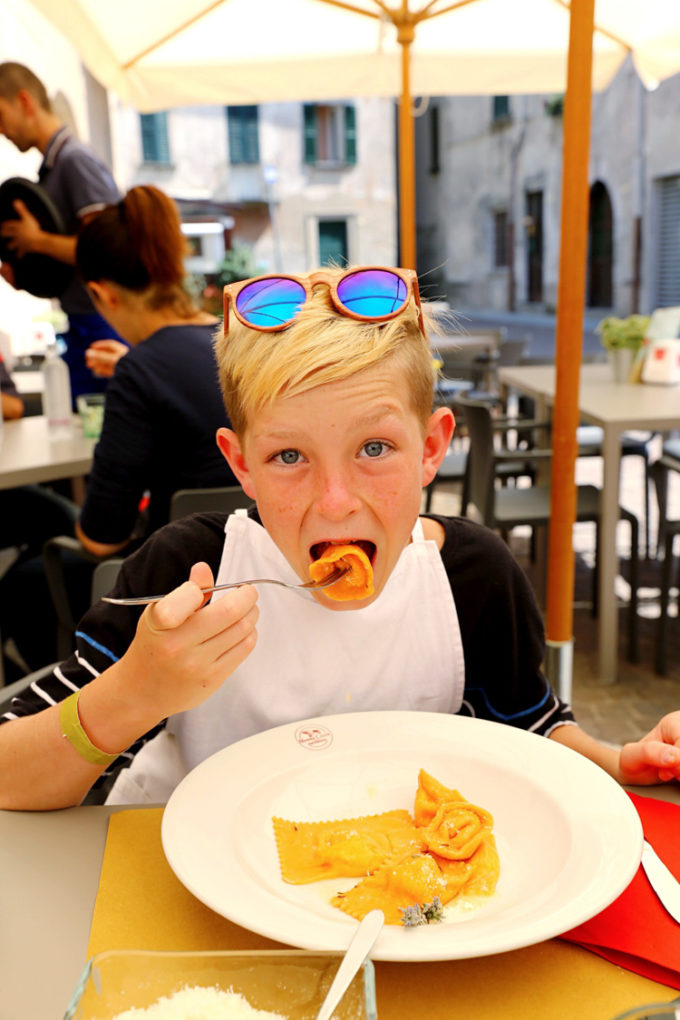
[217, 360, 453, 610]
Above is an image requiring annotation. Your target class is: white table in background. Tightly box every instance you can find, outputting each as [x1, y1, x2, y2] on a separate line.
[0, 414, 95, 490]
[498, 362, 680, 683]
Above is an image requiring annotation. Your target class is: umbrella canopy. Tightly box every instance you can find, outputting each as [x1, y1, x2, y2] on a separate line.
[23, 0, 680, 268]
[21, 0, 680, 682]
[22, 0, 680, 107]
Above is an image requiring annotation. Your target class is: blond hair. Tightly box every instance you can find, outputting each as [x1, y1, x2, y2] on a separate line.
[214, 266, 437, 437]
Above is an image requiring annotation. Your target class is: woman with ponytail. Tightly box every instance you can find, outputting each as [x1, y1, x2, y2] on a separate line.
[74, 185, 237, 557]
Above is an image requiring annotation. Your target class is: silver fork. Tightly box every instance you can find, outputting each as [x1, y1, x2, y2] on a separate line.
[101, 565, 350, 606]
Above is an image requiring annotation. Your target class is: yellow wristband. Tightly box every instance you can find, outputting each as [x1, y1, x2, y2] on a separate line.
[59, 691, 120, 767]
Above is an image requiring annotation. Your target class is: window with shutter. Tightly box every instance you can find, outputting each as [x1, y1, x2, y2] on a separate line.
[303, 104, 357, 167]
[493, 211, 509, 268]
[657, 176, 680, 307]
[303, 104, 317, 164]
[344, 105, 357, 165]
[492, 96, 511, 125]
[140, 112, 170, 164]
[318, 220, 349, 266]
[227, 106, 260, 164]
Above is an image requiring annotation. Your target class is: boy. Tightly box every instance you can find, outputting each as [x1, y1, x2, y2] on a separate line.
[0, 266, 678, 809]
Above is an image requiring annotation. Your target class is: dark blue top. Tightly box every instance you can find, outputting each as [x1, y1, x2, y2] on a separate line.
[78, 322, 237, 544]
[38, 127, 120, 316]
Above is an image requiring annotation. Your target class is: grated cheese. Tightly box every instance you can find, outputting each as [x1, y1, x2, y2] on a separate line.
[109, 985, 287, 1019]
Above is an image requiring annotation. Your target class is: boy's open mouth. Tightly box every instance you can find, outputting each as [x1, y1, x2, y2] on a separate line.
[310, 539, 376, 565]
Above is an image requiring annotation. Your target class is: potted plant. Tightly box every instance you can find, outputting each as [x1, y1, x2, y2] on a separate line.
[596, 314, 650, 382]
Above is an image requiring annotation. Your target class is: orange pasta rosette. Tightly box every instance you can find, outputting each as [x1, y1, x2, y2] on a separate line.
[308, 543, 374, 601]
[422, 800, 494, 860]
[414, 768, 464, 827]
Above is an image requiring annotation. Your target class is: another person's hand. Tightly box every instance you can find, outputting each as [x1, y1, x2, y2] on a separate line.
[0, 199, 43, 257]
[117, 561, 259, 722]
[85, 339, 129, 378]
[619, 712, 680, 784]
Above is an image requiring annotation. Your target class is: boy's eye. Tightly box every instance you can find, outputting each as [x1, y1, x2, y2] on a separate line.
[361, 440, 390, 458]
[274, 448, 302, 465]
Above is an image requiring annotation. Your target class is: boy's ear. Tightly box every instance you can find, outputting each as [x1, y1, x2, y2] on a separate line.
[216, 427, 256, 499]
[421, 406, 455, 487]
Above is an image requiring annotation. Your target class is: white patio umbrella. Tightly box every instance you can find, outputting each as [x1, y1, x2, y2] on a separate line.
[20, 0, 680, 684]
[21, 0, 680, 269]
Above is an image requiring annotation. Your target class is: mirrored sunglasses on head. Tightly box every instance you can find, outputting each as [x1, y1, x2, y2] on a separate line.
[223, 266, 423, 333]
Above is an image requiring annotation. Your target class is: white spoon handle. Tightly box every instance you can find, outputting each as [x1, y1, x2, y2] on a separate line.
[315, 909, 384, 1020]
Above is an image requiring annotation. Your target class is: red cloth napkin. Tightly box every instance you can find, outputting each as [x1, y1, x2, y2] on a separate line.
[561, 791, 680, 989]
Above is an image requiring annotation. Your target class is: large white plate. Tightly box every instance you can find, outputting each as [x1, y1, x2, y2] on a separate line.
[161, 711, 642, 962]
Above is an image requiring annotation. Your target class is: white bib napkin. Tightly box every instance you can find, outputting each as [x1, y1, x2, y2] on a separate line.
[108, 511, 465, 803]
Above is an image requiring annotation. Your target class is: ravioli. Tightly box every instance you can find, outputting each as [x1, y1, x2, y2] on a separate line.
[272, 771, 500, 925]
[272, 810, 423, 883]
[332, 849, 448, 925]
[308, 543, 374, 601]
[413, 768, 464, 827]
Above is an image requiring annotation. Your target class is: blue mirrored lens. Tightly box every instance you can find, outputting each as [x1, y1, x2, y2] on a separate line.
[336, 269, 408, 319]
[235, 277, 306, 328]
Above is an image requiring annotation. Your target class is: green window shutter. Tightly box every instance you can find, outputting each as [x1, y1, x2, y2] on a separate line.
[227, 106, 260, 164]
[344, 104, 357, 165]
[140, 112, 170, 164]
[303, 104, 317, 164]
[492, 95, 510, 123]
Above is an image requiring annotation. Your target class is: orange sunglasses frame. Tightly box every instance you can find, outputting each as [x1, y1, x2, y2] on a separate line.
[223, 266, 424, 335]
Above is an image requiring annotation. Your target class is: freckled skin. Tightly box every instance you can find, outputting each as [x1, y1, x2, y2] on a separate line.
[216, 362, 453, 611]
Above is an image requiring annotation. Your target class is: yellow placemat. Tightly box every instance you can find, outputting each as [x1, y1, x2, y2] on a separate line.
[88, 809, 677, 1020]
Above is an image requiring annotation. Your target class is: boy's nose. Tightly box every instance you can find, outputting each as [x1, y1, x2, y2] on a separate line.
[313, 468, 361, 520]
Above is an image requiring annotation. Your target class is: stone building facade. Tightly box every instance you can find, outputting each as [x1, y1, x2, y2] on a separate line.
[415, 58, 680, 316]
[109, 97, 397, 277]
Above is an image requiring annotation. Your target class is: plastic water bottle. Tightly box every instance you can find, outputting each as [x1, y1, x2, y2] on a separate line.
[43, 338, 73, 428]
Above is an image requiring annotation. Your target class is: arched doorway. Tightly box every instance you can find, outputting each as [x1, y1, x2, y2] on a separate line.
[588, 181, 613, 308]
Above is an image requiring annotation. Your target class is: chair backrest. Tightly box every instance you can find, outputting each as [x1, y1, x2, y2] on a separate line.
[169, 485, 252, 522]
[497, 338, 529, 366]
[452, 395, 498, 525]
[91, 557, 125, 604]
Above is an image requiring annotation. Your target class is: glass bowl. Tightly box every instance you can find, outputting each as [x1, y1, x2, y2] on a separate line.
[63, 948, 377, 1019]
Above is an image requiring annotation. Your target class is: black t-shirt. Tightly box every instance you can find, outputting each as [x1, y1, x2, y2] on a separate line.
[1, 511, 573, 787]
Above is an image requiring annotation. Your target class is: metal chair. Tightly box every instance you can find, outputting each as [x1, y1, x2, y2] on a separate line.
[425, 386, 547, 515]
[169, 485, 252, 521]
[650, 452, 680, 674]
[43, 485, 253, 660]
[652, 437, 680, 560]
[455, 394, 640, 663]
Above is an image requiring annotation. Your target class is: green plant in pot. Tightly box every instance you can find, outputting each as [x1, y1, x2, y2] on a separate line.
[596, 314, 650, 382]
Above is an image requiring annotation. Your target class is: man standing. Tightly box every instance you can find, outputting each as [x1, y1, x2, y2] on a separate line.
[0, 62, 124, 402]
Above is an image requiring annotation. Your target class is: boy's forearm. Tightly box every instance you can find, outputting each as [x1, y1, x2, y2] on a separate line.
[549, 723, 621, 781]
[0, 661, 162, 811]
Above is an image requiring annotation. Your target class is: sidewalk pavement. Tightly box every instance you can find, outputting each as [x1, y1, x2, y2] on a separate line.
[443, 306, 606, 361]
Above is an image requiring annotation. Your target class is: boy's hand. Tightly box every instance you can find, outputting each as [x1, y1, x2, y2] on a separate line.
[619, 712, 680, 785]
[119, 561, 259, 722]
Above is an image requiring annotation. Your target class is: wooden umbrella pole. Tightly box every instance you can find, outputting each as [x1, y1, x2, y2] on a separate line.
[397, 10, 417, 269]
[546, 0, 595, 693]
